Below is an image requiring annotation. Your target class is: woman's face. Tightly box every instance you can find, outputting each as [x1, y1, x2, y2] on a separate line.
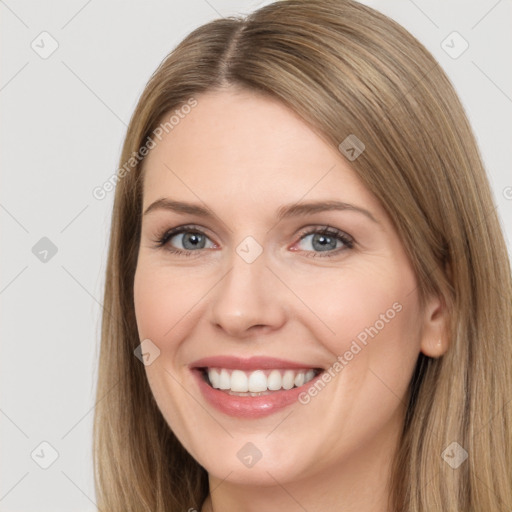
[133, 88, 443, 488]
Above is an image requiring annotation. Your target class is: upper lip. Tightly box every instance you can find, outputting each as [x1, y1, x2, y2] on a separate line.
[190, 355, 323, 371]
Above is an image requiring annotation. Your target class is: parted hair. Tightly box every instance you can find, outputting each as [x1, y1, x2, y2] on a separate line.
[93, 1, 512, 510]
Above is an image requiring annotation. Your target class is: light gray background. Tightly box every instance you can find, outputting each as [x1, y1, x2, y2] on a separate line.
[1, 0, 511, 510]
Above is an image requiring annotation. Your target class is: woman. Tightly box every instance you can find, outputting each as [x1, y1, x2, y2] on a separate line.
[93, 0, 512, 510]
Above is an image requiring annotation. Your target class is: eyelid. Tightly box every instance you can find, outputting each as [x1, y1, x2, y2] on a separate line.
[152, 224, 218, 249]
[294, 224, 354, 243]
[289, 225, 355, 254]
[152, 223, 355, 257]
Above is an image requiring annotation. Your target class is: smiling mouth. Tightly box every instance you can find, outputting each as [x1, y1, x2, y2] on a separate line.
[199, 367, 323, 396]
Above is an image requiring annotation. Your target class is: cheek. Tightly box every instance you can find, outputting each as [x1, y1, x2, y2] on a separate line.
[293, 265, 421, 445]
[294, 263, 421, 375]
[133, 264, 198, 342]
[133, 264, 201, 441]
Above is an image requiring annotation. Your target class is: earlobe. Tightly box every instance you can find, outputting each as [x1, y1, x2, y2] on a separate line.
[419, 292, 450, 358]
[422, 337, 447, 358]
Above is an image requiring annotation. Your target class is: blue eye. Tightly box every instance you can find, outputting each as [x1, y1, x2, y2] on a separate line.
[152, 224, 354, 258]
[293, 226, 354, 258]
[154, 226, 215, 254]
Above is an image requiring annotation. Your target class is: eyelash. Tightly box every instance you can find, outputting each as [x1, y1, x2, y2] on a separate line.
[151, 224, 355, 258]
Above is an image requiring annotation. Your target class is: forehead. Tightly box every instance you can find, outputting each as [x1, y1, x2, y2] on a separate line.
[141, 88, 378, 215]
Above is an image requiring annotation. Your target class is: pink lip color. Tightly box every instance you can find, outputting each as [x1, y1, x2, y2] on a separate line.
[189, 356, 323, 419]
[190, 355, 318, 371]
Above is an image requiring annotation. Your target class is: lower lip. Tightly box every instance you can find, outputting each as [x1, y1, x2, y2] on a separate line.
[191, 369, 322, 419]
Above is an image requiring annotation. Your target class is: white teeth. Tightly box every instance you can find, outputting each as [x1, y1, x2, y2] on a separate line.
[282, 370, 295, 390]
[248, 370, 267, 392]
[294, 372, 305, 387]
[208, 368, 220, 388]
[206, 367, 319, 393]
[218, 369, 230, 390]
[230, 370, 249, 392]
[267, 369, 282, 390]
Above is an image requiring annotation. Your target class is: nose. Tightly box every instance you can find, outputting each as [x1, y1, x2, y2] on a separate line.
[209, 247, 287, 338]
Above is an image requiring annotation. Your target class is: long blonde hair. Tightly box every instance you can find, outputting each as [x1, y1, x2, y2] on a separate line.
[93, 1, 512, 510]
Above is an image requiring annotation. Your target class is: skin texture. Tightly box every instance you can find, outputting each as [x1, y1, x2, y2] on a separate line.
[133, 88, 448, 512]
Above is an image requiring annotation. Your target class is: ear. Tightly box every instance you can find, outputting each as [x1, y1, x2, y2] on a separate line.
[419, 291, 450, 358]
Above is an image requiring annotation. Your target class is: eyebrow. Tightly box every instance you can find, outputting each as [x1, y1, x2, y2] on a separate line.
[143, 198, 379, 224]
